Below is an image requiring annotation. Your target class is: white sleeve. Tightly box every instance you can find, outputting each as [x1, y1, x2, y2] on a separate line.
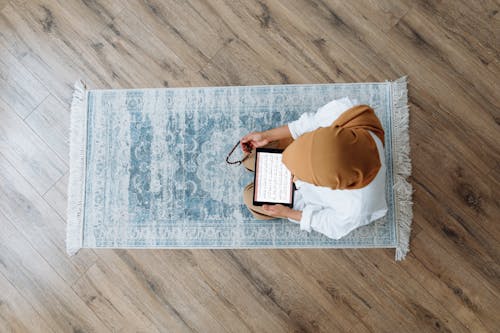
[300, 204, 364, 240]
[288, 97, 357, 139]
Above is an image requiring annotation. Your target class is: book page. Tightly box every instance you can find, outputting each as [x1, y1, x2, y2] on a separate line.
[254, 152, 293, 204]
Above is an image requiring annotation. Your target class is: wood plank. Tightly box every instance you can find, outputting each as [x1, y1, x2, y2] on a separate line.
[0, 271, 55, 333]
[43, 172, 68, 219]
[410, 175, 500, 293]
[125, 250, 253, 332]
[400, 251, 492, 331]
[412, 160, 500, 255]
[25, 94, 69, 163]
[224, 250, 378, 332]
[0, 154, 96, 285]
[0, 1, 121, 104]
[410, 187, 500, 293]
[71, 261, 162, 333]
[188, 250, 303, 332]
[260, 248, 474, 332]
[271, 0, 400, 80]
[333, 0, 414, 32]
[395, 6, 499, 117]
[96, 8, 207, 89]
[414, 157, 499, 241]
[409, 100, 500, 266]
[200, 38, 290, 86]
[411, 180, 499, 312]
[0, 3, 93, 104]
[0, 40, 49, 118]
[49, 0, 123, 31]
[89, 250, 215, 332]
[0, 98, 66, 194]
[342, 250, 472, 332]
[127, 0, 235, 71]
[413, 0, 500, 67]
[0, 212, 109, 332]
[284, 249, 419, 332]
[406, 232, 500, 331]
[200, 0, 373, 83]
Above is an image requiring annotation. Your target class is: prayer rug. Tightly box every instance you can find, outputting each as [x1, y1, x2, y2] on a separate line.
[67, 78, 412, 259]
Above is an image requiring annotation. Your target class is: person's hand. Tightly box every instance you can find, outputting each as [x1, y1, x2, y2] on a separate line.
[240, 131, 269, 153]
[262, 204, 293, 219]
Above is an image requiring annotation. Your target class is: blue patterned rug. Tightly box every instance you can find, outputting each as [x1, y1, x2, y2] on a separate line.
[67, 78, 412, 259]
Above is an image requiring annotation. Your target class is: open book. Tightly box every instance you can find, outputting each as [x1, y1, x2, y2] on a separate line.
[253, 148, 294, 207]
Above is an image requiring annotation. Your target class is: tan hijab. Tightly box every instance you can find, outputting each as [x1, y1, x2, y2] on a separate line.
[282, 105, 384, 190]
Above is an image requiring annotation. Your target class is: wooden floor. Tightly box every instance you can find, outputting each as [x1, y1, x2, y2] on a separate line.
[0, 0, 498, 331]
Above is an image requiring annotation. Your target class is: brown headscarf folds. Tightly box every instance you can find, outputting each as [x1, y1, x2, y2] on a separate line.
[282, 105, 385, 190]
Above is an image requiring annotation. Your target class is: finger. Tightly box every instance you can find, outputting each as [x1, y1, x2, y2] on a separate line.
[263, 204, 275, 211]
[241, 142, 250, 153]
[267, 205, 279, 212]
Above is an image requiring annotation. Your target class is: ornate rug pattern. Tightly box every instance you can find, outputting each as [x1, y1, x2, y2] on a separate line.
[67, 78, 412, 259]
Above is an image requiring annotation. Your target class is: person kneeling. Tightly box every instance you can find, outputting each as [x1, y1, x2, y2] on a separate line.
[240, 97, 388, 240]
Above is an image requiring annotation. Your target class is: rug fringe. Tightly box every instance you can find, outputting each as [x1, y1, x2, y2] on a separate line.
[391, 76, 413, 260]
[66, 80, 88, 256]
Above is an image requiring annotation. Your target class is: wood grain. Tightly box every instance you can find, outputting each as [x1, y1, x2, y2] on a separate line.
[0, 39, 49, 118]
[0, 98, 66, 194]
[0, 154, 95, 285]
[43, 172, 68, 219]
[0, 212, 107, 332]
[0, 271, 54, 333]
[0, 0, 498, 331]
[25, 94, 70, 162]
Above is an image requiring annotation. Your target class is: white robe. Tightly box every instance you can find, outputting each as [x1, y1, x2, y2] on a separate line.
[287, 97, 388, 239]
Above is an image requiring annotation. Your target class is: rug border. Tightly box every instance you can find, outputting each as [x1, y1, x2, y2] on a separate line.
[391, 76, 413, 260]
[66, 80, 88, 255]
[84, 81, 394, 93]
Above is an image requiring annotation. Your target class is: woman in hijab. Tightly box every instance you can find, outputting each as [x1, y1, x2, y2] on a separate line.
[240, 97, 388, 240]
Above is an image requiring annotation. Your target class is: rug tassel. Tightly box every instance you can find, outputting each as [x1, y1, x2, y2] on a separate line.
[392, 76, 413, 260]
[66, 80, 88, 256]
